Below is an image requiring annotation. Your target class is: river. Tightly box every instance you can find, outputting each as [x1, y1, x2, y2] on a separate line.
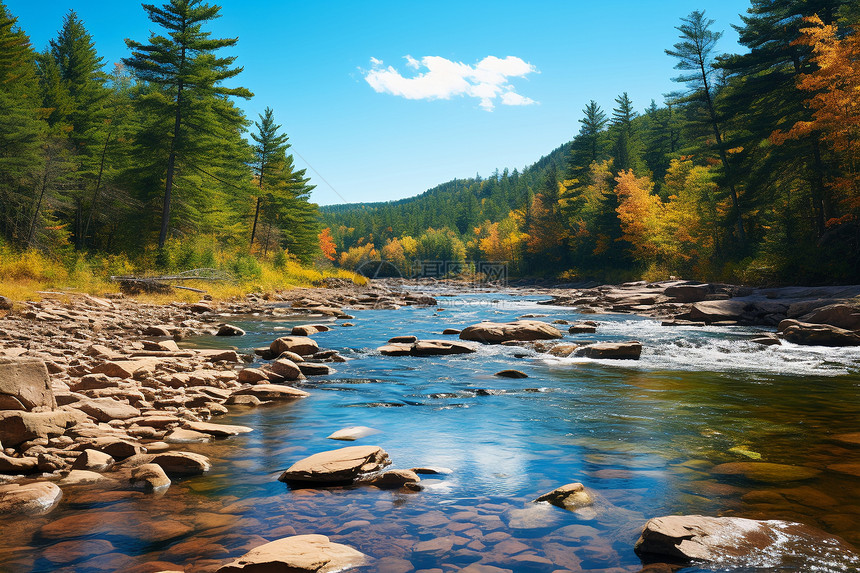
[3, 290, 860, 572]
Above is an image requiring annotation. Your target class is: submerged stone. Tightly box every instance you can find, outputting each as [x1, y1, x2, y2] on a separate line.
[710, 462, 821, 483]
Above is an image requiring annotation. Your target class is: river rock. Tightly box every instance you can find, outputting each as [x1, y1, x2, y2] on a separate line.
[411, 340, 476, 356]
[59, 469, 118, 486]
[232, 384, 309, 401]
[535, 482, 593, 510]
[389, 335, 418, 343]
[368, 469, 421, 488]
[0, 357, 55, 411]
[688, 300, 748, 323]
[71, 449, 115, 472]
[326, 426, 380, 441]
[298, 363, 333, 376]
[151, 452, 211, 476]
[378, 344, 412, 356]
[0, 409, 86, 448]
[291, 324, 331, 336]
[237, 368, 269, 384]
[0, 482, 62, 515]
[460, 320, 563, 343]
[216, 534, 367, 573]
[634, 515, 860, 566]
[568, 324, 597, 334]
[225, 394, 263, 407]
[83, 437, 143, 459]
[0, 452, 38, 473]
[778, 320, 860, 347]
[664, 283, 711, 303]
[184, 421, 253, 437]
[164, 428, 212, 443]
[710, 461, 821, 483]
[77, 398, 140, 423]
[269, 336, 319, 356]
[800, 303, 860, 330]
[216, 324, 245, 336]
[130, 463, 171, 493]
[279, 445, 391, 485]
[575, 342, 642, 360]
[495, 369, 528, 378]
[269, 358, 302, 380]
[548, 343, 579, 357]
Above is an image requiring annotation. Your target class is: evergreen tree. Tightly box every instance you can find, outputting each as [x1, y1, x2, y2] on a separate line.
[610, 92, 641, 173]
[122, 0, 252, 248]
[567, 100, 608, 178]
[666, 10, 746, 245]
[249, 106, 289, 247]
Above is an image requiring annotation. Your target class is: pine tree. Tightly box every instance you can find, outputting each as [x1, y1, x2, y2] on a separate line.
[666, 10, 746, 245]
[610, 92, 641, 173]
[249, 107, 289, 247]
[567, 100, 608, 179]
[122, 0, 252, 248]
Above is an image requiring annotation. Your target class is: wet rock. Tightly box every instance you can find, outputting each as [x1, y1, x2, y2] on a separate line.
[184, 421, 253, 437]
[442, 328, 461, 335]
[751, 335, 781, 346]
[237, 368, 269, 384]
[800, 303, 860, 330]
[216, 534, 367, 573]
[40, 510, 192, 543]
[832, 432, 860, 446]
[575, 341, 642, 360]
[711, 461, 821, 483]
[412, 340, 476, 356]
[548, 343, 579, 357]
[460, 320, 563, 343]
[535, 482, 594, 510]
[778, 320, 860, 347]
[568, 324, 597, 334]
[270, 336, 319, 357]
[279, 445, 391, 485]
[216, 324, 246, 336]
[378, 343, 412, 356]
[291, 324, 331, 336]
[77, 398, 140, 423]
[269, 358, 302, 380]
[151, 452, 211, 476]
[164, 428, 212, 443]
[0, 481, 62, 515]
[0, 357, 55, 411]
[298, 363, 333, 376]
[388, 335, 418, 343]
[233, 384, 309, 401]
[411, 466, 453, 475]
[634, 515, 860, 566]
[225, 394, 263, 407]
[367, 469, 421, 489]
[42, 539, 115, 564]
[130, 463, 171, 493]
[688, 300, 748, 323]
[326, 426, 380, 441]
[71, 449, 114, 472]
[495, 369, 528, 378]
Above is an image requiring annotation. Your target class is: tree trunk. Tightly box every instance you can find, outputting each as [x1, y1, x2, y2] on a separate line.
[160, 43, 186, 249]
[82, 128, 113, 248]
[250, 167, 264, 247]
[27, 169, 49, 247]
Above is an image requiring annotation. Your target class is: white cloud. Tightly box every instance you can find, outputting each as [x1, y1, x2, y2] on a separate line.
[364, 55, 537, 111]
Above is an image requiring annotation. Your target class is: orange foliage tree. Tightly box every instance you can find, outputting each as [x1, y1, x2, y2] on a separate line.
[318, 228, 337, 261]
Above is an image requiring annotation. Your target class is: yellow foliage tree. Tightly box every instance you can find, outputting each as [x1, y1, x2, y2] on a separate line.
[614, 170, 663, 259]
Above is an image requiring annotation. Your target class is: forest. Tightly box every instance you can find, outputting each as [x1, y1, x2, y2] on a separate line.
[0, 0, 322, 287]
[323, 0, 860, 284]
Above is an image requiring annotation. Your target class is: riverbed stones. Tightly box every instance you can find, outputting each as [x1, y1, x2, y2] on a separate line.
[568, 323, 597, 334]
[269, 336, 319, 357]
[710, 461, 821, 483]
[634, 515, 860, 566]
[130, 463, 171, 493]
[0, 482, 62, 515]
[150, 452, 211, 476]
[165, 428, 212, 443]
[278, 445, 391, 485]
[237, 368, 269, 384]
[459, 320, 563, 343]
[298, 362, 333, 376]
[0, 357, 55, 411]
[575, 341, 642, 360]
[0, 409, 86, 448]
[368, 469, 421, 489]
[379, 339, 476, 356]
[216, 534, 367, 573]
[800, 303, 860, 330]
[664, 283, 711, 303]
[184, 421, 253, 437]
[495, 369, 528, 378]
[778, 320, 860, 346]
[268, 358, 302, 380]
[535, 482, 594, 510]
[688, 300, 749, 323]
[77, 398, 140, 423]
[232, 384, 309, 401]
[291, 324, 331, 336]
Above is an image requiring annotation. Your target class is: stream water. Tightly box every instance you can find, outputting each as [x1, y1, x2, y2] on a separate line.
[2, 290, 860, 572]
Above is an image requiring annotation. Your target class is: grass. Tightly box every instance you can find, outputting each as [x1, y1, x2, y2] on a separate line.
[0, 245, 365, 304]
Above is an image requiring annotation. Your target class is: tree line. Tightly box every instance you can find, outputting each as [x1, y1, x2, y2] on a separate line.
[0, 0, 321, 269]
[323, 1, 860, 284]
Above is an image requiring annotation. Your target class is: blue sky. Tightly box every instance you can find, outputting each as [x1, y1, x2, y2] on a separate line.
[7, 0, 752, 206]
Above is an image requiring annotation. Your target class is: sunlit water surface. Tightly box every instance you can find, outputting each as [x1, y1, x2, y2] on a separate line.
[3, 291, 860, 572]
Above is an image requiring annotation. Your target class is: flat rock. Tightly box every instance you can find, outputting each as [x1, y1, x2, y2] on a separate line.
[279, 445, 390, 485]
[388, 335, 418, 343]
[688, 300, 749, 323]
[0, 481, 62, 515]
[634, 515, 860, 567]
[779, 320, 860, 347]
[326, 426, 380, 441]
[184, 421, 253, 437]
[412, 340, 476, 356]
[291, 324, 331, 336]
[217, 534, 367, 573]
[0, 357, 55, 411]
[568, 324, 597, 334]
[575, 341, 642, 360]
[164, 428, 212, 444]
[298, 363, 333, 376]
[0, 410, 86, 448]
[237, 368, 270, 384]
[71, 449, 115, 472]
[150, 452, 211, 476]
[711, 462, 821, 483]
[59, 470, 118, 486]
[460, 320, 563, 343]
[233, 384, 309, 401]
[77, 398, 140, 423]
[368, 469, 421, 488]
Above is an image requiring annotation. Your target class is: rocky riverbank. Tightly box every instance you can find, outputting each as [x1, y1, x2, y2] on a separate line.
[1, 278, 859, 572]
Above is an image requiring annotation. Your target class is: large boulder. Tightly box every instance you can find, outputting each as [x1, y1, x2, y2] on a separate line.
[77, 398, 141, 423]
[217, 534, 367, 573]
[459, 320, 563, 343]
[278, 445, 390, 485]
[130, 463, 171, 493]
[575, 342, 642, 360]
[379, 339, 477, 356]
[0, 357, 55, 411]
[268, 358, 302, 381]
[291, 324, 331, 336]
[269, 336, 319, 357]
[71, 449, 115, 472]
[150, 452, 211, 476]
[778, 320, 860, 347]
[634, 515, 859, 567]
[664, 284, 711, 303]
[535, 482, 593, 510]
[0, 410, 86, 448]
[0, 482, 62, 516]
[800, 303, 860, 330]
